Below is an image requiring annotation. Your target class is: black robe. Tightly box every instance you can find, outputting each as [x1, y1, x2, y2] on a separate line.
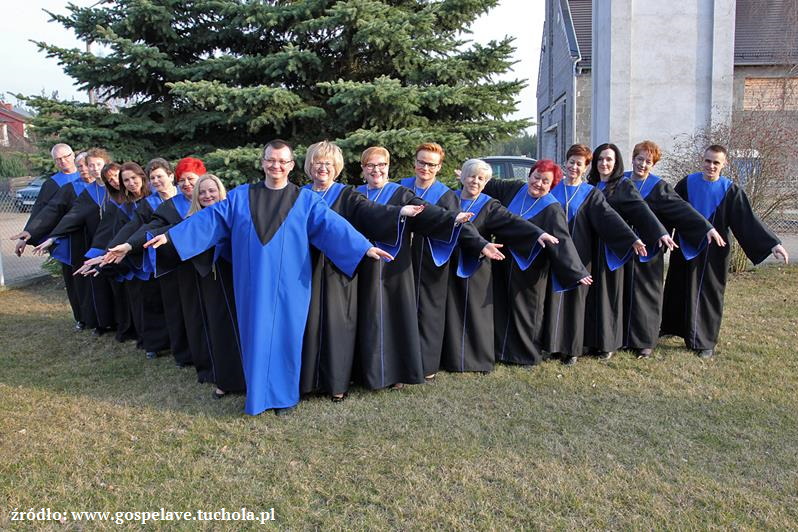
[110, 195, 191, 364]
[300, 184, 403, 396]
[620, 173, 713, 350]
[26, 181, 104, 329]
[661, 175, 780, 350]
[23, 171, 81, 323]
[355, 184, 469, 389]
[483, 180, 589, 365]
[133, 196, 214, 382]
[544, 183, 638, 357]
[584, 178, 666, 353]
[442, 193, 545, 373]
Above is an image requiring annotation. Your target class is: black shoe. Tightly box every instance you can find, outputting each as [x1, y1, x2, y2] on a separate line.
[598, 351, 614, 361]
[145, 351, 158, 359]
[330, 393, 348, 403]
[274, 405, 297, 417]
[92, 327, 105, 337]
[563, 355, 578, 366]
[697, 349, 714, 359]
[637, 348, 652, 359]
[424, 373, 437, 383]
[75, 321, 86, 331]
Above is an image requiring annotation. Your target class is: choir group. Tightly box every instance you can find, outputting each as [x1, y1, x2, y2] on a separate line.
[11, 139, 788, 416]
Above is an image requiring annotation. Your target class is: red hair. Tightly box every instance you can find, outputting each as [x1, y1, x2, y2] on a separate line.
[174, 157, 206, 179]
[532, 159, 563, 188]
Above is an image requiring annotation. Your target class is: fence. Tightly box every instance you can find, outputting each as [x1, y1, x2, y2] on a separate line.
[0, 178, 50, 286]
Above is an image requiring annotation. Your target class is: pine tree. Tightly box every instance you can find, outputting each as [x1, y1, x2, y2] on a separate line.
[23, 0, 529, 184]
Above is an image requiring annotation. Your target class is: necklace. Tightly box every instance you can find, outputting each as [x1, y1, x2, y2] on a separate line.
[414, 180, 432, 199]
[632, 175, 647, 192]
[519, 189, 542, 218]
[563, 182, 583, 221]
[460, 193, 481, 213]
[367, 185, 386, 203]
[315, 184, 333, 202]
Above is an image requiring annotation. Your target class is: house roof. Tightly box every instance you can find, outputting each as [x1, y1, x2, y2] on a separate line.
[563, 0, 798, 70]
[0, 104, 31, 123]
[735, 0, 798, 65]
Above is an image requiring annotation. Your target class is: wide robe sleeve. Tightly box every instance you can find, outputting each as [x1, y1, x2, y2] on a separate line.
[24, 185, 76, 244]
[540, 204, 590, 287]
[108, 200, 155, 248]
[483, 200, 545, 257]
[127, 201, 178, 250]
[725, 184, 781, 265]
[404, 190, 464, 242]
[606, 179, 666, 247]
[647, 180, 712, 252]
[168, 195, 232, 261]
[482, 179, 524, 205]
[307, 195, 372, 277]
[47, 190, 94, 239]
[339, 186, 403, 243]
[585, 188, 639, 258]
[25, 177, 62, 229]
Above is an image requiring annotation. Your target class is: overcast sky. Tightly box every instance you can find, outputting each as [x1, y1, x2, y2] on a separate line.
[0, 0, 543, 123]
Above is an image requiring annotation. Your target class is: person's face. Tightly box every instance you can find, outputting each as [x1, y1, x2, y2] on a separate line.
[527, 169, 554, 198]
[105, 168, 120, 190]
[596, 149, 616, 179]
[565, 155, 587, 182]
[702, 149, 726, 181]
[86, 157, 105, 183]
[52, 147, 76, 173]
[632, 150, 655, 179]
[459, 169, 489, 199]
[261, 147, 294, 183]
[362, 154, 389, 188]
[76, 158, 90, 182]
[177, 171, 199, 198]
[310, 157, 336, 189]
[197, 179, 221, 207]
[414, 150, 442, 182]
[121, 170, 142, 195]
[149, 167, 173, 193]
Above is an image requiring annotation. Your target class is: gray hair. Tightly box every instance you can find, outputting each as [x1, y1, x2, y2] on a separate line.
[74, 151, 88, 163]
[50, 143, 73, 158]
[460, 158, 492, 181]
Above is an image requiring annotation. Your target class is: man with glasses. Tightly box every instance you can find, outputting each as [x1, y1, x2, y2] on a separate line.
[152, 139, 393, 416]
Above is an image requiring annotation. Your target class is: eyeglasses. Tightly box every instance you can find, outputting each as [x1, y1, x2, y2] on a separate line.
[313, 162, 334, 168]
[363, 162, 388, 170]
[415, 160, 440, 169]
[264, 158, 293, 166]
[54, 153, 74, 162]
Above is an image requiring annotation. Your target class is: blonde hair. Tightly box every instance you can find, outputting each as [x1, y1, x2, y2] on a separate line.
[460, 158, 492, 181]
[304, 140, 345, 179]
[360, 146, 390, 166]
[188, 173, 227, 216]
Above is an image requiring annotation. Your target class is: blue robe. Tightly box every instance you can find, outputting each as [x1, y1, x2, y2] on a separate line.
[167, 182, 372, 415]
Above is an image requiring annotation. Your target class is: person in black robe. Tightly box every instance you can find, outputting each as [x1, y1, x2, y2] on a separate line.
[104, 158, 191, 364]
[119, 157, 214, 383]
[11, 143, 82, 327]
[661, 144, 788, 358]
[621, 141, 724, 358]
[145, 173, 246, 399]
[483, 160, 591, 366]
[399, 142, 487, 380]
[354, 147, 501, 390]
[28, 148, 117, 334]
[299, 141, 424, 401]
[441, 158, 560, 373]
[544, 144, 644, 366]
[583, 143, 673, 360]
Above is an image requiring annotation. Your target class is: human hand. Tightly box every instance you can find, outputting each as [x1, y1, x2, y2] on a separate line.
[537, 233, 559, 248]
[772, 244, 789, 264]
[143, 234, 168, 249]
[455, 211, 474, 225]
[658, 234, 678, 252]
[480, 242, 504, 260]
[366, 246, 394, 262]
[578, 275, 593, 286]
[399, 205, 425, 218]
[633, 239, 647, 257]
[103, 243, 133, 265]
[32, 238, 55, 256]
[707, 228, 726, 247]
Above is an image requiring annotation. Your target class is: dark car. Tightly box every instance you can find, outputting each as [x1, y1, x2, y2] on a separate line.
[480, 156, 537, 181]
[14, 176, 47, 212]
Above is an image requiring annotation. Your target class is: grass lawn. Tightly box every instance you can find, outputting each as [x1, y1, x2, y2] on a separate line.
[1, 265, 797, 529]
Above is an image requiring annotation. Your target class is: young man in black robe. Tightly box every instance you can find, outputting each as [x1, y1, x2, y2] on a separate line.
[661, 144, 788, 358]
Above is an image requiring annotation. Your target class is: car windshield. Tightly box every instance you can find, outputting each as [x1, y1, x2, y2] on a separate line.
[29, 176, 46, 187]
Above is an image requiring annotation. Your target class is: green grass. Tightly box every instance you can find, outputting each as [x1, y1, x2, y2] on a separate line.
[1, 265, 797, 530]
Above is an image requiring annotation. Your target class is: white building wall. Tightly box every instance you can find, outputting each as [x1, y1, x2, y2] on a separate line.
[591, 0, 735, 162]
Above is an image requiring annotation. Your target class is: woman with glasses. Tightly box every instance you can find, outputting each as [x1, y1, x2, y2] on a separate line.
[299, 141, 424, 402]
[355, 147, 499, 390]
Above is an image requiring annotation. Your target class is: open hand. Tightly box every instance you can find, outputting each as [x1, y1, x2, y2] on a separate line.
[32, 238, 55, 256]
[658, 234, 678, 252]
[707, 228, 726, 247]
[578, 275, 593, 286]
[103, 243, 133, 265]
[772, 243, 789, 264]
[366, 246, 394, 262]
[455, 211, 474, 225]
[632, 239, 647, 257]
[144, 234, 168, 249]
[480, 242, 504, 260]
[537, 233, 559, 248]
[399, 205, 425, 218]
[74, 256, 105, 276]
[11, 231, 31, 257]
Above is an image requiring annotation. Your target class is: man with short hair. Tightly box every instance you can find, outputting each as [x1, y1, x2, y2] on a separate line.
[154, 140, 393, 416]
[10, 143, 82, 325]
[661, 144, 788, 358]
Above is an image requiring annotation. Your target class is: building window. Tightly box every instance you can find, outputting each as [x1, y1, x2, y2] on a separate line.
[0, 124, 8, 147]
[743, 77, 798, 111]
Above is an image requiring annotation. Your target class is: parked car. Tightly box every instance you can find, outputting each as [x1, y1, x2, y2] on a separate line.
[14, 176, 47, 212]
[480, 156, 537, 181]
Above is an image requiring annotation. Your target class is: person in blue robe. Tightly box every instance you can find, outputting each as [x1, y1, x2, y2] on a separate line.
[149, 140, 392, 416]
[661, 144, 788, 358]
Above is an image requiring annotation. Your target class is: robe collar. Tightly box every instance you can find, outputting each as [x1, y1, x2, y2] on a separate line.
[623, 171, 661, 199]
[399, 177, 449, 205]
[357, 181, 400, 205]
[303, 182, 345, 207]
[550, 181, 593, 223]
[686, 172, 732, 220]
[455, 191, 493, 278]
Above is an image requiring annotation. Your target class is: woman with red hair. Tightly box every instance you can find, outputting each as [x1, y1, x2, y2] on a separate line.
[481, 159, 592, 365]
